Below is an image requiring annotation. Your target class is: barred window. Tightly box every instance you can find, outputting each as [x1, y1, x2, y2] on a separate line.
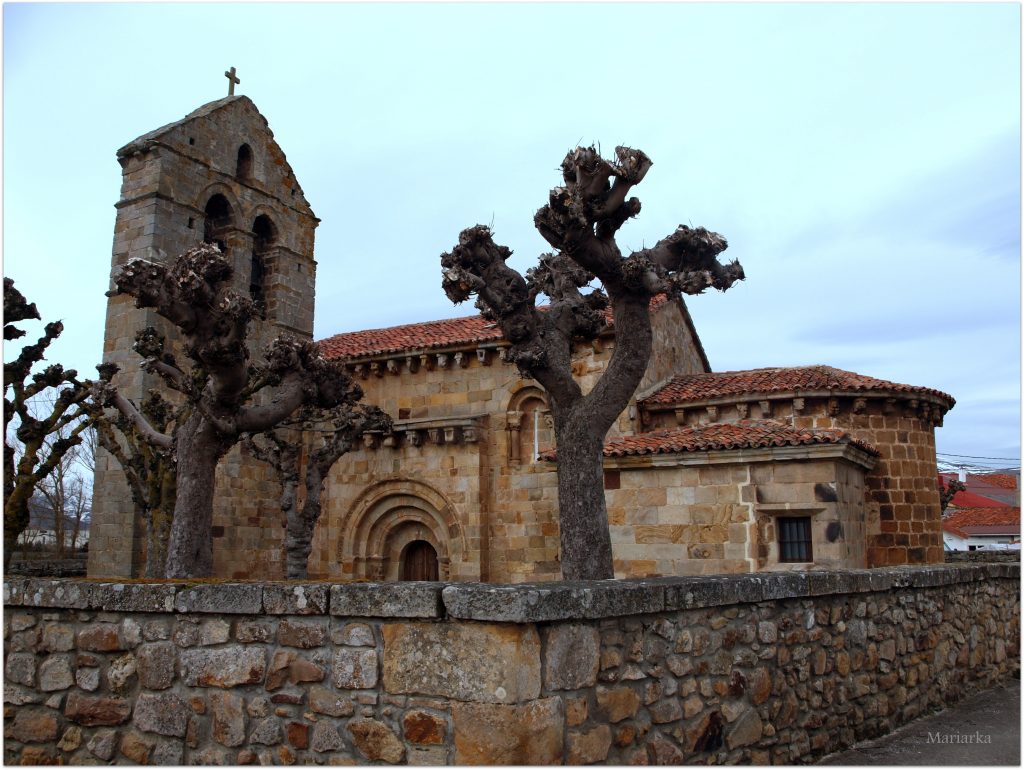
[778, 516, 813, 562]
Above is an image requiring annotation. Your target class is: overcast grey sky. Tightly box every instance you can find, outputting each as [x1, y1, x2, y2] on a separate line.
[3, 2, 1020, 466]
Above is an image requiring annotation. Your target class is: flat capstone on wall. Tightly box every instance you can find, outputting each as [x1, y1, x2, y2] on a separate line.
[3, 563, 1019, 765]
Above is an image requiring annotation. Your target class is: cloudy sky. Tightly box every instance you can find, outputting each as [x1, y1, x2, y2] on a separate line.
[3, 2, 1020, 467]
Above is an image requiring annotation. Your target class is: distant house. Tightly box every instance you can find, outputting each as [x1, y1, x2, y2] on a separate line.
[940, 470, 1020, 508]
[16, 496, 90, 550]
[942, 506, 1021, 551]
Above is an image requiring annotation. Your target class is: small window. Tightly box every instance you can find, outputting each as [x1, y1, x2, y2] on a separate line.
[778, 516, 813, 562]
[236, 144, 253, 180]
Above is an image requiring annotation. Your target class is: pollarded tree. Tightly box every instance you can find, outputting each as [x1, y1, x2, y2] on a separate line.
[441, 146, 744, 580]
[244, 402, 391, 578]
[4, 279, 93, 569]
[88, 368, 178, 578]
[95, 243, 367, 578]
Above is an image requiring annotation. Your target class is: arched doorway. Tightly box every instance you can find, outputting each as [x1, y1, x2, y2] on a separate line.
[400, 540, 439, 581]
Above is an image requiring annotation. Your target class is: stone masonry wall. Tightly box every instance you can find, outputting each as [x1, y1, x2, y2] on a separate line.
[4, 564, 1018, 765]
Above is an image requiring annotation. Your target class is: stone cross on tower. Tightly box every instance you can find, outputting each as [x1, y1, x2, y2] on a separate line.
[225, 66, 240, 96]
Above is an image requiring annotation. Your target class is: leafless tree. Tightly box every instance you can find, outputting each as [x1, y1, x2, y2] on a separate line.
[4, 278, 92, 569]
[88, 378, 178, 577]
[939, 477, 966, 514]
[245, 402, 391, 578]
[96, 244, 369, 578]
[441, 146, 743, 580]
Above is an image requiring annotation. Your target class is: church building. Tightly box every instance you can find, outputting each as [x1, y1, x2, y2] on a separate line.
[88, 95, 955, 582]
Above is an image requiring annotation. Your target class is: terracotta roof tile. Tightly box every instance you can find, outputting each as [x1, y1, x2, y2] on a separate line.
[947, 490, 1010, 509]
[942, 507, 1021, 539]
[538, 420, 878, 461]
[642, 365, 954, 407]
[319, 296, 671, 360]
[319, 314, 503, 359]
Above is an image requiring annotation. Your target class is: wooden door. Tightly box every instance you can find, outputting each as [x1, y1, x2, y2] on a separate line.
[401, 540, 439, 581]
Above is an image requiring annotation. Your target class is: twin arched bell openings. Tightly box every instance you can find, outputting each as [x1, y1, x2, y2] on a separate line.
[201, 192, 278, 309]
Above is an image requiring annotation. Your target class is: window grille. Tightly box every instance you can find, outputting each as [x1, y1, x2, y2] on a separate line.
[778, 516, 813, 562]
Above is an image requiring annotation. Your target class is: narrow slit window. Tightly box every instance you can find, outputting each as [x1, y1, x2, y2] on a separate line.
[778, 516, 813, 562]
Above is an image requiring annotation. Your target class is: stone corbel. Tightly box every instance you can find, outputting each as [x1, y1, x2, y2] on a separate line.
[674, 408, 687, 426]
[370, 362, 384, 378]
[407, 430, 424, 447]
[827, 398, 840, 417]
[354, 364, 368, 380]
[454, 352, 468, 369]
[436, 353, 450, 370]
[706, 406, 719, 422]
[386, 359, 400, 376]
[476, 348, 491, 366]
[382, 432, 398, 448]
[444, 427, 458, 444]
[759, 400, 772, 418]
[736, 403, 749, 419]
[498, 348, 511, 362]
[852, 398, 867, 415]
[427, 428, 444, 445]
[405, 356, 420, 374]
[883, 398, 897, 415]
[420, 354, 435, 372]
[792, 398, 805, 414]
[463, 426, 479, 443]
[363, 433, 380, 450]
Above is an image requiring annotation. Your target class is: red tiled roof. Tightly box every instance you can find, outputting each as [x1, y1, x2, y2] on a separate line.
[940, 471, 1019, 491]
[319, 315, 503, 359]
[947, 490, 1010, 509]
[942, 507, 1021, 539]
[538, 420, 878, 461]
[642, 365, 954, 408]
[318, 296, 672, 360]
[974, 473, 1019, 491]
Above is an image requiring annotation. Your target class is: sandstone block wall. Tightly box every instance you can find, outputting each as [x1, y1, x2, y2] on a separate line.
[605, 450, 872, 579]
[645, 393, 948, 569]
[4, 564, 1018, 765]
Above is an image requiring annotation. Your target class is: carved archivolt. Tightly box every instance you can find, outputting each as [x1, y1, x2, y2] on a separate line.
[336, 478, 463, 580]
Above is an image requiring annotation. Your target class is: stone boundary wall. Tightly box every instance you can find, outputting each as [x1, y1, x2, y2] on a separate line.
[4, 564, 1019, 765]
[944, 550, 1020, 564]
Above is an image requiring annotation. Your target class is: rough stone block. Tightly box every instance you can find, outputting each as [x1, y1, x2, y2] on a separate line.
[443, 580, 665, 623]
[38, 655, 74, 692]
[64, 693, 131, 726]
[90, 583, 176, 612]
[330, 583, 443, 618]
[567, 724, 612, 765]
[6, 708, 59, 743]
[134, 692, 190, 737]
[209, 692, 246, 747]
[263, 583, 330, 615]
[174, 584, 262, 614]
[542, 623, 600, 690]
[348, 718, 405, 763]
[181, 646, 266, 688]
[333, 647, 378, 689]
[278, 618, 327, 648]
[403, 710, 446, 745]
[452, 698, 563, 765]
[382, 622, 540, 703]
[594, 685, 641, 723]
[136, 641, 176, 689]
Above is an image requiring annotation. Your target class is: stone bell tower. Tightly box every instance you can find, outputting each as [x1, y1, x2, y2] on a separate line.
[89, 92, 319, 577]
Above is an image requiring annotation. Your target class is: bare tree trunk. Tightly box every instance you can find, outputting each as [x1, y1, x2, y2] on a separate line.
[286, 463, 325, 579]
[164, 412, 229, 578]
[552, 422, 613, 580]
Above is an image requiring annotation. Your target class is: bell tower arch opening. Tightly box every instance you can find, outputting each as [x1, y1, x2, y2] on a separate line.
[250, 214, 277, 307]
[203, 194, 234, 254]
